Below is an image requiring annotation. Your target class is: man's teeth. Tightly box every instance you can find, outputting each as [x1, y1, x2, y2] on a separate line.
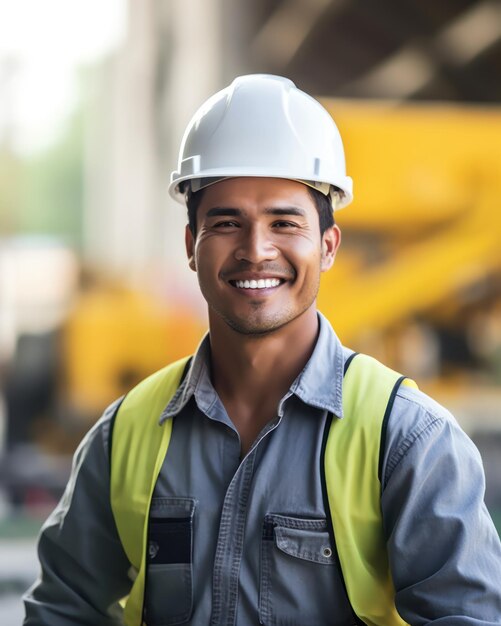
[235, 278, 281, 289]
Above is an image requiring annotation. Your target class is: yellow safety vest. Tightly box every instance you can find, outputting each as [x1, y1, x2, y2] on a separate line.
[110, 353, 417, 626]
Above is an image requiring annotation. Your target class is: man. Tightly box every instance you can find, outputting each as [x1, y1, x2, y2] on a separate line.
[24, 75, 501, 625]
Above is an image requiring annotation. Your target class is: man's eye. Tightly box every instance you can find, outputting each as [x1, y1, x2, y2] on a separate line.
[214, 220, 239, 228]
[273, 221, 297, 228]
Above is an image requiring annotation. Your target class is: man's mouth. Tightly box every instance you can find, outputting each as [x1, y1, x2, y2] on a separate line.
[230, 278, 283, 289]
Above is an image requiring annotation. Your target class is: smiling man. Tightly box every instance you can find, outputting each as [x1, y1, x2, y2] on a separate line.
[188, 178, 335, 338]
[24, 75, 501, 625]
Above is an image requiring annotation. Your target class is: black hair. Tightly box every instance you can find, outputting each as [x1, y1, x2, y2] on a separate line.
[184, 181, 336, 237]
[306, 186, 335, 235]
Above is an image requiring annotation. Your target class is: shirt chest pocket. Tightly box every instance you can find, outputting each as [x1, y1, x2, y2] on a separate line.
[259, 514, 355, 626]
[144, 497, 196, 626]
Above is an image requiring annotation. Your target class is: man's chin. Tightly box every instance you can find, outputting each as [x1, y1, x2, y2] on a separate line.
[223, 314, 294, 337]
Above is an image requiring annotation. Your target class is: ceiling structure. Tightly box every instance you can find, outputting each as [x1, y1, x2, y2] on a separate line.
[235, 0, 501, 103]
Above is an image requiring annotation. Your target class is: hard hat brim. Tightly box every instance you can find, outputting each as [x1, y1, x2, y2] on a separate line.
[169, 172, 353, 210]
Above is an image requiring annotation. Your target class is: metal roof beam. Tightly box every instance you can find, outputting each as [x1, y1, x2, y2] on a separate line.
[250, 0, 344, 68]
[341, 0, 501, 100]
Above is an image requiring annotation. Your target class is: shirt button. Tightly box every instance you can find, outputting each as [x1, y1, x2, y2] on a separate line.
[322, 547, 332, 558]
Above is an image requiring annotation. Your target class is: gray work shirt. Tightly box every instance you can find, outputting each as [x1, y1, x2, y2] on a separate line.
[24, 313, 501, 625]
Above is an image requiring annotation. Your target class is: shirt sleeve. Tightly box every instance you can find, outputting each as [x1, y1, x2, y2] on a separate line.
[23, 399, 132, 625]
[381, 387, 501, 625]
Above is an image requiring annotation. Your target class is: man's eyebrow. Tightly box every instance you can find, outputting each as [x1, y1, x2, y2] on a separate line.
[205, 207, 242, 217]
[264, 206, 306, 217]
[204, 206, 307, 218]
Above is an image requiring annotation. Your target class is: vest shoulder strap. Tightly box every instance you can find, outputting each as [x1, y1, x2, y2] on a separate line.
[110, 356, 190, 626]
[325, 352, 417, 626]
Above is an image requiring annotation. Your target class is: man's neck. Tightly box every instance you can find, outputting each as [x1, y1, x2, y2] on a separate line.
[208, 307, 320, 408]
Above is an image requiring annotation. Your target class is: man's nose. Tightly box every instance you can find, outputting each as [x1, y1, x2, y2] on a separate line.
[234, 225, 279, 264]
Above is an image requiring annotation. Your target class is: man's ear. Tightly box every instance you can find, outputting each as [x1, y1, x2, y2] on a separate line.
[320, 225, 341, 272]
[185, 225, 197, 271]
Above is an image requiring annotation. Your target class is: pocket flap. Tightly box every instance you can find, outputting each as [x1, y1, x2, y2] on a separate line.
[274, 526, 335, 565]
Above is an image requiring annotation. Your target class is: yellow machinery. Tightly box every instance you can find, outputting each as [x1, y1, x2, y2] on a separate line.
[62, 279, 205, 422]
[316, 100, 501, 394]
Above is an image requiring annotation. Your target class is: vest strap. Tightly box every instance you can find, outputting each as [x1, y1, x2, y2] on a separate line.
[325, 353, 416, 626]
[110, 357, 190, 626]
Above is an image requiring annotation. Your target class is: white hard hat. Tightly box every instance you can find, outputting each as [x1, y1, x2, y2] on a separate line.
[169, 74, 353, 210]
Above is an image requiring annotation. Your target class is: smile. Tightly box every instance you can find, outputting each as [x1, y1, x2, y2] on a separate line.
[231, 278, 282, 289]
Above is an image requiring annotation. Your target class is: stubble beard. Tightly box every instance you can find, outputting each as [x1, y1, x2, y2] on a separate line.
[201, 261, 322, 337]
[219, 303, 297, 336]
[210, 287, 319, 337]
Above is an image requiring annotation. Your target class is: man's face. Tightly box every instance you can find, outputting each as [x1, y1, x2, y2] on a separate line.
[185, 177, 340, 336]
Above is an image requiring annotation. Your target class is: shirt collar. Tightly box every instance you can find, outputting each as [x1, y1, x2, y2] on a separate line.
[287, 312, 344, 418]
[159, 311, 345, 424]
[159, 333, 212, 424]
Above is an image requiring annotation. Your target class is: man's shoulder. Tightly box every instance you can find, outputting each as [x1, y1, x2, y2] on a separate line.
[341, 346, 454, 430]
[382, 382, 468, 486]
[395, 382, 454, 425]
[340, 348, 466, 486]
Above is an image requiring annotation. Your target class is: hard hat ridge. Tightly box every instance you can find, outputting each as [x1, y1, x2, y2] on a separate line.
[169, 74, 353, 210]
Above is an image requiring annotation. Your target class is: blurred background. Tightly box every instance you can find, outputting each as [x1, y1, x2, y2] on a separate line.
[1, 0, 501, 622]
